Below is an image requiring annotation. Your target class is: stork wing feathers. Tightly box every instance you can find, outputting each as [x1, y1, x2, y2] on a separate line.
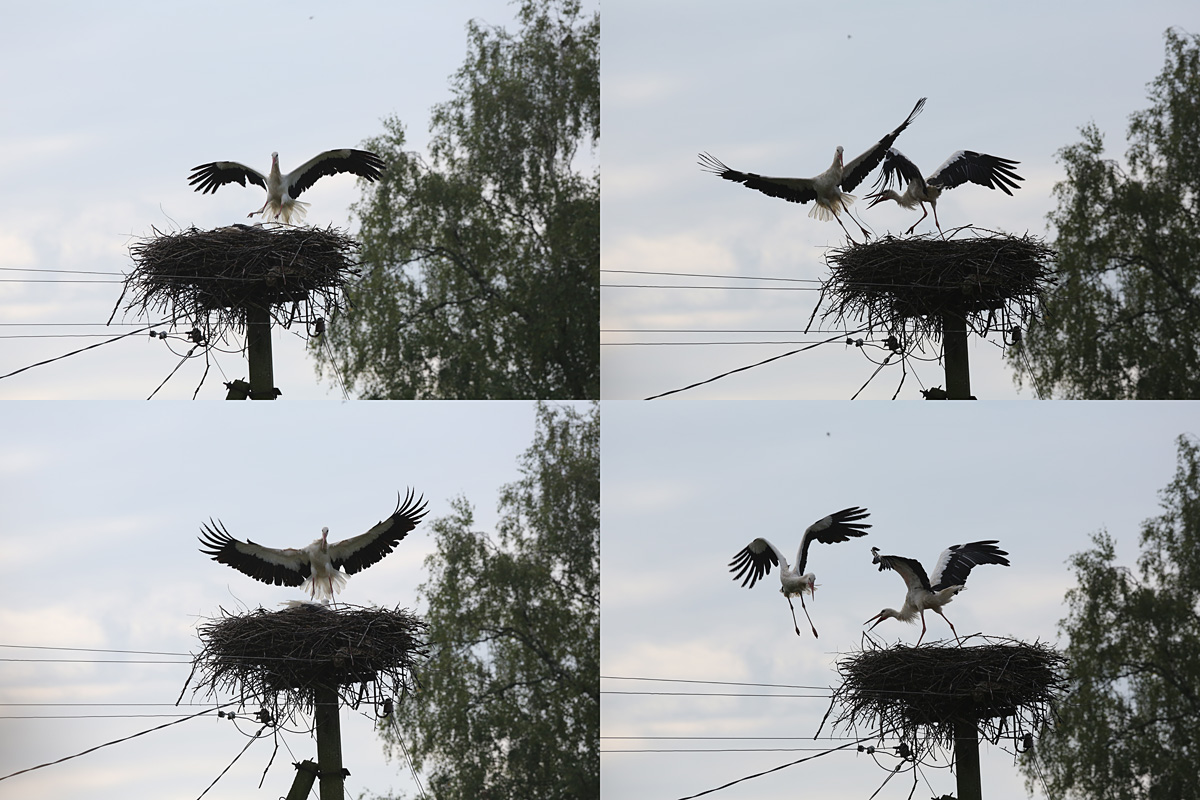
[796, 506, 871, 573]
[729, 537, 786, 589]
[326, 489, 429, 575]
[198, 521, 310, 586]
[188, 162, 268, 194]
[871, 148, 926, 193]
[698, 152, 819, 205]
[286, 149, 386, 199]
[928, 151, 1023, 196]
[841, 97, 926, 192]
[872, 551, 932, 593]
[929, 540, 1010, 591]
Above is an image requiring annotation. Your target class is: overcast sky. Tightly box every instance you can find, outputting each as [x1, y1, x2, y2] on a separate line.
[601, 1, 1195, 400]
[0, 1, 527, 400]
[0, 400, 585, 800]
[601, 401, 1198, 800]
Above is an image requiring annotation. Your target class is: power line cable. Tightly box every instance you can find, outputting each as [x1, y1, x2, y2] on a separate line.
[602, 284, 817, 291]
[645, 328, 868, 399]
[0, 321, 177, 383]
[0, 662, 189, 666]
[602, 328, 853, 333]
[605, 340, 845, 346]
[0, 333, 159, 339]
[0, 267, 124, 275]
[147, 345, 201, 400]
[384, 707, 428, 800]
[601, 676, 830, 691]
[0, 705, 227, 783]
[602, 690, 829, 698]
[602, 736, 871, 741]
[195, 722, 268, 800]
[601, 269, 821, 284]
[671, 736, 873, 800]
[0, 323, 148, 326]
[0, 278, 123, 284]
[0, 713, 209, 719]
[0, 644, 189, 655]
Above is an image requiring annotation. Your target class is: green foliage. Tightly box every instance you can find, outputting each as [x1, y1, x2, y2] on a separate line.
[314, 0, 599, 398]
[1024, 435, 1200, 799]
[1010, 29, 1200, 398]
[381, 403, 599, 800]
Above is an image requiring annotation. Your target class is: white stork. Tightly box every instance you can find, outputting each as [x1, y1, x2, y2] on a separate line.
[698, 97, 926, 242]
[188, 149, 385, 225]
[197, 489, 427, 602]
[864, 148, 1023, 237]
[865, 540, 1010, 645]
[729, 507, 870, 637]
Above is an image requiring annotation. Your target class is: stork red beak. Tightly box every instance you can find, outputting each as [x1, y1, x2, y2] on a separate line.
[865, 192, 887, 209]
[864, 612, 885, 631]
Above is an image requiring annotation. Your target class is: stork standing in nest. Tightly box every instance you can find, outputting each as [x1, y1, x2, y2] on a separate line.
[865, 540, 1010, 645]
[698, 97, 926, 242]
[864, 148, 1023, 237]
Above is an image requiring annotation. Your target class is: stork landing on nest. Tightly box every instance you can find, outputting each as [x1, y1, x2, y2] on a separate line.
[865, 541, 1010, 644]
[189, 149, 385, 225]
[699, 97, 926, 242]
[199, 490, 428, 601]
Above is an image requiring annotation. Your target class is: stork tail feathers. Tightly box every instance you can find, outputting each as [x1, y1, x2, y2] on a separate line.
[809, 193, 855, 221]
[283, 200, 311, 225]
[253, 199, 311, 225]
[304, 569, 347, 602]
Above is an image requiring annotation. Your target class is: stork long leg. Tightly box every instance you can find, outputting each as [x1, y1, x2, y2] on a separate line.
[797, 592, 819, 638]
[784, 596, 803, 636]
[931, 203, 945, 240]
[905, 204, 930, 236]
[832, 212, 860, 245]
[915, 611, 928, 646]
[934, 607, 960, 645]
[846, 208, 872, 242]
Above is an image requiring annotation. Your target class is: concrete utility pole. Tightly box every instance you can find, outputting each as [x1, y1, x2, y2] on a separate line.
[953, 713, 982, 800]
[284, 760, 319, 800]
[941, 307, 971, 399]
[244, 302, 276, 400]
[313, 682, 346, 800]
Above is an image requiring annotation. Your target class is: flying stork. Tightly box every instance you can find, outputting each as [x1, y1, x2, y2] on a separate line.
[729, 507, 871, 638]
[197, 489, 427, 602]
[864, 540, 1010, 645]
[698, 97, 926, 242]
[864, 148, 1023, 237]
[188, 149, 385, 225]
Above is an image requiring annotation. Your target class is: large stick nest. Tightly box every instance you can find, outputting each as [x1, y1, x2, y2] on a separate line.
[820, 229, 1056, 351]
[116, 224, 361, 343]
[830, 636, 1067, 750]
[186, 603, 427, 725]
